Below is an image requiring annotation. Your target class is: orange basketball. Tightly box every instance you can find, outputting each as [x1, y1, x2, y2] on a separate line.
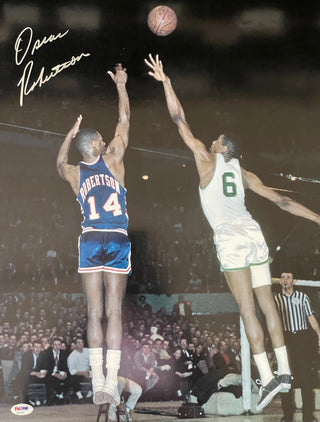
[147, 5, 177, 36]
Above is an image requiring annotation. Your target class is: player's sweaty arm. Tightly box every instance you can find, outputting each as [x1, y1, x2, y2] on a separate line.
[242, 168, 320, 227]
[145, 54, 209, 161]
[106, 64, 130, 160]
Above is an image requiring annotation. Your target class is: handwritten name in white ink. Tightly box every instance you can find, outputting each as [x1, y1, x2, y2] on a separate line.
[15, 27, 90, 106]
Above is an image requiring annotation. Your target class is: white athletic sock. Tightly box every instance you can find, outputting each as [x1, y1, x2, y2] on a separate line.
[253, 352, 274, 386]
[89, 347, 105, 392]
[105, 349, 121, 391]
[274, 346, 291, 375]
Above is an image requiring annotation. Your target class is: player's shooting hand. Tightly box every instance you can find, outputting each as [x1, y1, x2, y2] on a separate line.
[68, 114, 82, 139]
[107, 63, 128, 85]
[144, 54, 167, 82]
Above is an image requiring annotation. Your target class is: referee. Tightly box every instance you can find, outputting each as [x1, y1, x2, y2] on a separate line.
[275, 272, 320, 422]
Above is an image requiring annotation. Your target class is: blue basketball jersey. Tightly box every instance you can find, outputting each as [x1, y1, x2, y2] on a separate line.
[77, 156, 129, 233]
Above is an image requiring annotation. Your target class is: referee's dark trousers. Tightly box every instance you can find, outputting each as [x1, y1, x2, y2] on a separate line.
[281, 330, 315, 422]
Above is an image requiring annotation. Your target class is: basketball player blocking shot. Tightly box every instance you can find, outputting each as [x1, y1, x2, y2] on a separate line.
[145, 53, 320, 411]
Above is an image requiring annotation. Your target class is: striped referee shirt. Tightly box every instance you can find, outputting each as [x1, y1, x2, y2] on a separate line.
[274, 290, 314, 333]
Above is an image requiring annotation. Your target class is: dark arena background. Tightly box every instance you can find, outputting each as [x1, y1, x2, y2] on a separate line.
[0, 1, 320, 421]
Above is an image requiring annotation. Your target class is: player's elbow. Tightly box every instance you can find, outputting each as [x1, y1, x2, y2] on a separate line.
[276, 196, 292, 210]
[172, 113, 183, 124]
[56, 163, 66, 179]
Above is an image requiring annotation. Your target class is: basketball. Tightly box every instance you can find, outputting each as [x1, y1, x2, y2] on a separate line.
[147, 5, 177, 37]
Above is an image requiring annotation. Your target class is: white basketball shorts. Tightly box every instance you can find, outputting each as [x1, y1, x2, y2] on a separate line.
[214, 218, 271, 288]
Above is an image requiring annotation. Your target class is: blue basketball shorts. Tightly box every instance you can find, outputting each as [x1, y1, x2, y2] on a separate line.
[78, 230, 131, 274]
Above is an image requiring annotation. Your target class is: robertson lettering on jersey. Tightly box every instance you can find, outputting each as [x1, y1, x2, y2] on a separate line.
[79, 174, 120, 202]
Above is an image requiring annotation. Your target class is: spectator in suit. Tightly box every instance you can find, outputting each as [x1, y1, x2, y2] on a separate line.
[228, 340, 241, 373]
[40, 336, 50, 351]
[170, 347, 193, 399]
[137, 296, 152, 315]
[192, 343, 208, 383]
[172, 295, 192, 320]
[213, 341, 239, 373]
[36, 337, 70, 404]
[0, 334, 18, 360]
[12, 340, 43, 403]
[180, 338, 193, 371]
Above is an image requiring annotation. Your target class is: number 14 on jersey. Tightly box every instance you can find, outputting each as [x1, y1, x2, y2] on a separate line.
[87, 192, 122, 220]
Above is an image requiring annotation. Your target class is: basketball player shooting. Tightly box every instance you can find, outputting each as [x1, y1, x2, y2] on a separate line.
[56, 64, 130, 406]
[145, 53, 320, 410]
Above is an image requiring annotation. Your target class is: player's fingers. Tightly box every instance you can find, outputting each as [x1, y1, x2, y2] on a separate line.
[144, 58, 153, 68]
[148, 53, 156, 64]
[107, 71, 115, 80]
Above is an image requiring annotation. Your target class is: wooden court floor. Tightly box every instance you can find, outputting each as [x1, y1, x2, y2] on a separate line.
[0, 398, 318, 422]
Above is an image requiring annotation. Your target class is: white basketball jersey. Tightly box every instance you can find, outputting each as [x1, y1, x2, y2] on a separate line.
[199, 153, 252, 231]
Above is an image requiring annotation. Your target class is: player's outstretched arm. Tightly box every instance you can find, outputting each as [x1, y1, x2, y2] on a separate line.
[107, 64, 130, 161]
[57, 114, 82, 180]
[145, 54, 209, 161]
[242, 168, 320, 227]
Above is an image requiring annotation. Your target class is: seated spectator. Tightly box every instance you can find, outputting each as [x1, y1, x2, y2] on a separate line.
[12, 339, 44, 403]
[36, 337, 70, 404]
[213, 341, 239, 373]
[67, 338, 92, 402]
[169, 347, 193, 400]
[0, 334, 18, 360]
[151, 339, 172, 399]
[188, 271, 202, 292]
[133, 342, 159, 394]
[153, 339, 171, 363]
[187, 342, 195, 358]
[179, 338, 193, 372]
[203, 336, 214, 356]
[228, 339, 241, 373]
[150, 326, 164, 342]
[62, 321, 74, 348]
[192, 343, 208, 383]
[40, 336, 50, 351]
[162, 339, 172, 357]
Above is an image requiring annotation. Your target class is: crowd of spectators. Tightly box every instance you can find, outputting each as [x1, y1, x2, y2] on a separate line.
[0, 289, 247, 407]
[1, 287, 320, 415]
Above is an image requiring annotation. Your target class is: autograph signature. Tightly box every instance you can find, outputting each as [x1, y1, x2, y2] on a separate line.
[15, 27, 90, 106]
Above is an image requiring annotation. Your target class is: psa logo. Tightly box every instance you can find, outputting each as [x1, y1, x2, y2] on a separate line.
[11, 403, 34, 416]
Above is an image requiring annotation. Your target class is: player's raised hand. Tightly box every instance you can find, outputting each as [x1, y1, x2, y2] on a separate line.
[145, 54, 167, 82]
[69, 114, 82, 139]
[107, 63, 128, 85]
